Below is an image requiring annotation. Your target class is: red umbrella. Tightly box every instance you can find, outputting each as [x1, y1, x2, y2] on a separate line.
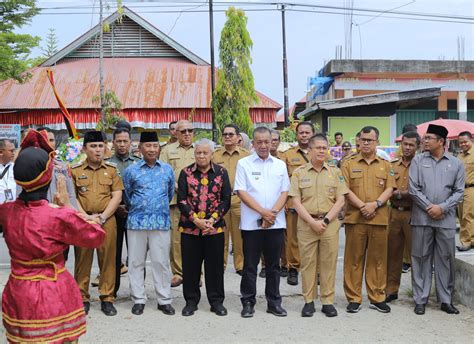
[395, 119, 474, 142]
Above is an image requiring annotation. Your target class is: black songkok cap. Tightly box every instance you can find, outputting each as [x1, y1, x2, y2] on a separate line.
[426, 124, 448, 140]
[140, 131, 158, 143]
[83, 130, 105, 145]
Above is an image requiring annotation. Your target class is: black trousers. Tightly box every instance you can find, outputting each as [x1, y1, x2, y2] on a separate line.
[181, 232, 225, 307]
[240, 229, 285, 308]
[114, 214, 128, 296]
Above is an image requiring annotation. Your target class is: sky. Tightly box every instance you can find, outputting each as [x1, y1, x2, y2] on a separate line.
[19, 0, 474, 107]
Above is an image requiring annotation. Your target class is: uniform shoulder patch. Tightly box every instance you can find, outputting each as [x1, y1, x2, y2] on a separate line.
[70, 161, 84, 169]
[389, 169, 395, 176]
[105, 161, 117, 168]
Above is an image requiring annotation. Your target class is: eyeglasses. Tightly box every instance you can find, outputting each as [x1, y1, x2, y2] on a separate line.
[179, 129, 194, 134]
[360, 138, 376, 144]
[222, 133, 236, 137]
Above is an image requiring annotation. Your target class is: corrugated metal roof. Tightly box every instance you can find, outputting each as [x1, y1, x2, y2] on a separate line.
[0, 57, 281, 110]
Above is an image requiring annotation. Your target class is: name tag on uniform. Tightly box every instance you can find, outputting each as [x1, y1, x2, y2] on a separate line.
[301, 178, 311, 183]
[78, 175, 88, 179]
[4, 189, 13, 201]
[291, 158, 300, 162]
[252, 171, 261, 180]
[352, 169, 362, 172]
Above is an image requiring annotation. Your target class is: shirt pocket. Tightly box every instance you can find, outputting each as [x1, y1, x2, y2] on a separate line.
[299, 180, 312, 199]
[98, 174, 113, 194]
[324, 181, 338, 202]
[375, 170, 387, 189]
[349, 171, 363, 189]
[75, 178, 91, 195]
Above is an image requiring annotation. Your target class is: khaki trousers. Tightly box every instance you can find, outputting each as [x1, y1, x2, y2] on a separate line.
[298, 219, 340, 304]
[285, 210, 299, 270]
[224, 196, 244, 271]
[343, 224, 388, 303]
[459, 187, 474, 247]
[386, 209, 411, 295]
[170, 205, 182, 277]
[74, 216, 117, 302]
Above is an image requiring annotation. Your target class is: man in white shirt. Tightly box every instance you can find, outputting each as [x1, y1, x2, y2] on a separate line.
[0, 139, 17, 204]
[234, 127, 290, 318]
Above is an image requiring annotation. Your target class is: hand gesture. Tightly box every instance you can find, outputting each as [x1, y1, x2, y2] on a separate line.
[310, 219, 327, 234]
[427, 204, 444, 220]
[53, 174, 70, 207]
[360, 202, 377, 219]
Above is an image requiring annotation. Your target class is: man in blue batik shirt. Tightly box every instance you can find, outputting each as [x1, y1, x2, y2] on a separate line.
[122, 131, 175, 316]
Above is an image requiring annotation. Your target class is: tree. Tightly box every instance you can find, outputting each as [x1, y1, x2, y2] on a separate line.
[212, 7, 258, 141]
[42, 28, 58, 58]
[92, 90, 126, 131]
[0, 0, 40, 82]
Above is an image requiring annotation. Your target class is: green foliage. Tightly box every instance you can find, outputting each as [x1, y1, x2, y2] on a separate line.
[212, 7, 258, 143]
[93, 90, 125, 131]
[0, 0, 40, 82]
[42, 28, 58, 58]
[193, 129, 213, 141]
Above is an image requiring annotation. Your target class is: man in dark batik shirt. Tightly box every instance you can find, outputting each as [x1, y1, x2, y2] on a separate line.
[177, 138, 231, 317]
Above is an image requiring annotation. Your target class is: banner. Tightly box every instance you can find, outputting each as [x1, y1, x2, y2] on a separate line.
[0, 124, 21, 148]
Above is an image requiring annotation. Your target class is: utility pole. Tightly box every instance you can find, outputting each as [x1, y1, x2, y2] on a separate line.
[209, 0, 217, 142]
[99, 0, 106, 125]
[281, 4, 289, 127]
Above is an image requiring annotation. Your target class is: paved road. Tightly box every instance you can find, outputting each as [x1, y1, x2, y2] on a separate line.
[1, 230, 474, 343]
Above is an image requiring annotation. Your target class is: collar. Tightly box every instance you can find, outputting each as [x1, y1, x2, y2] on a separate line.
[223, 146, 241, 156]
[356, 154, 382, 164]
[0, 161, 14, 168]
[191, 162, 216, 174]
[308, 161, 329, 172]
[251, 152, 275, 163]
[114, 153, 134, 162]
[84, 160, 107, 170]
[139, 159, 161, 168]
[463, 146, 474, 156]
[178, 143, 194, 150]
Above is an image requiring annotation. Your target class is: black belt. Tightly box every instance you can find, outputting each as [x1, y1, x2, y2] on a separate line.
[466, 184, 474, 188]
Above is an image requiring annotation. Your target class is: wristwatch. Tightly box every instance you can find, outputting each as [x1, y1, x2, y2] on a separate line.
[323, 217, 330, 225]
[375, 200, 382, 209]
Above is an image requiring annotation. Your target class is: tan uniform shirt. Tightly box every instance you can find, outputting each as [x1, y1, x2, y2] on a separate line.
[390, 158, 412, 209]
[289, 162, 349, 215]
[212, 146, 250, 189]
[342, 154, 396, 226]
[459, 146, 474, 185]
[160, 141, 195, 205]
[281, 146, 310, 208]
[71, 160, 124, 214]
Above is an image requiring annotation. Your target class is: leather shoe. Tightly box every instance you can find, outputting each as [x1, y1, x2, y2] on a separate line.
[182, 304, 197, 316]
[267, 305, 287, 317]
[83, 302, 90, 315]
[441, 303, 459, 314]
[236, 270, 243, 276]
[321, 304, 338, 317]
[131, 303, 145, 315]
[158, 304, 175, 315]
[101, 301, 117, 316]
[287, 268, 298, 286]
[385, 294, 398, 303]
[414, 304, 425, 315]
[456, 245, 471, 252]
[301, 302, 315, 317]
[241, 302, 255, 318]
[210, 304, 228, 316]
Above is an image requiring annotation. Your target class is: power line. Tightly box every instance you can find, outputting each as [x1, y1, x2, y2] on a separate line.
[33, 1, 474, 22]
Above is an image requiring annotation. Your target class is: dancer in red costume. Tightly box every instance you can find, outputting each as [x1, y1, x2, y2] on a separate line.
[0, 130, 105, 343]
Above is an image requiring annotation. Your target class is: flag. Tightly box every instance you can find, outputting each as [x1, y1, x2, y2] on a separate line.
[46, 69, 78, 139]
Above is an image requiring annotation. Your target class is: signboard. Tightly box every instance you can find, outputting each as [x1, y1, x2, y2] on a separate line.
[0, 124, 21, 148]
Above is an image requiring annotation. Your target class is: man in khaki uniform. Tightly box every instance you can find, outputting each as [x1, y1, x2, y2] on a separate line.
[342, 126, 395, 314]
[160, 120, 195, 287]
[212, 124, 249, 274]
[71, 131, 123, 316]
[290, 134, 348, 318]
[457, 131, 474, 251]
[386, 131, 419, 302]
[280, 121, 315, 285]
